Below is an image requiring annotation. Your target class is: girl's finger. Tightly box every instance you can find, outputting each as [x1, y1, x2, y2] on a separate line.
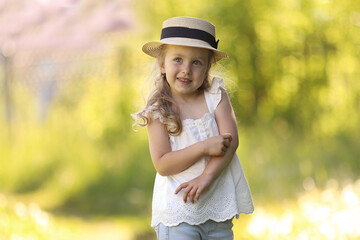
[223, 140, 230, 147]
[223, 133, 232, 142]
[195, 187, 202, 201]
[183, 186, 193, 203]
[189, 187, 198, 204]
[175, 183, 187, 194]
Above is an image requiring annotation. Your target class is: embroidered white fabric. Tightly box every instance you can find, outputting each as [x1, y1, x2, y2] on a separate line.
[150, 77, 254, 227]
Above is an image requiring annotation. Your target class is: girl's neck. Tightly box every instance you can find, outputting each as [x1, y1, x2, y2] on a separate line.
[171, 88, 204, 105]
[172, 89, 209, 121]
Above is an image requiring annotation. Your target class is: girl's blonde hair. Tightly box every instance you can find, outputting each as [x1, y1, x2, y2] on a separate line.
[132, 45, 216, 136]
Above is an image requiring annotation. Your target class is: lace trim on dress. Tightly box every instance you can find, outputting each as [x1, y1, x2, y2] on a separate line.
[182, 112, 213, 126]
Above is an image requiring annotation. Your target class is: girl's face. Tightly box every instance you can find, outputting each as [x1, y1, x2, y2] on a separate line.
[160, 45, 211, 98]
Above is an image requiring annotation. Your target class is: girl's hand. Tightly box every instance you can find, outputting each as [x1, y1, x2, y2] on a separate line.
[174, 173, 214, 203]
[203, 133, 232, 156]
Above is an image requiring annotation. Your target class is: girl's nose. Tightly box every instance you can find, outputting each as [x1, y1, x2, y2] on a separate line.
[181, 63, 191, 75]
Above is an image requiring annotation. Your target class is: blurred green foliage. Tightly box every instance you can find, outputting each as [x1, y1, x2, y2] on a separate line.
[0, 0, 359, 221]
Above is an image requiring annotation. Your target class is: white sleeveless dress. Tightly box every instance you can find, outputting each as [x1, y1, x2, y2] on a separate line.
[151, 77, 254, 227]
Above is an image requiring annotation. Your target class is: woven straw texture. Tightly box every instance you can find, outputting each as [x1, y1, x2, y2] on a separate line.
[142, 17, 228, 61]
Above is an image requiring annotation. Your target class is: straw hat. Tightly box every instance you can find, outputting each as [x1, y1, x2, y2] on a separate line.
[142, 16, 228, 61]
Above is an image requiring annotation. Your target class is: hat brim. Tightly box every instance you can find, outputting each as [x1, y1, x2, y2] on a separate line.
[142, 38, 228, 61]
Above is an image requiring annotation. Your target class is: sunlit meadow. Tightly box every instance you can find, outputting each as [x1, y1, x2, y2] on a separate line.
[1, 0, 360, 239]
[1, 178, 359, 239]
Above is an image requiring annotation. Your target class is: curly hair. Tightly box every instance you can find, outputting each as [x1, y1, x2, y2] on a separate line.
[132, 45, 216, 136]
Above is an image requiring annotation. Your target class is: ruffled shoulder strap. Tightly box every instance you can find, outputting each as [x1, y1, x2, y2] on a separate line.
[142, 105, 177, 133]
[204, 77, 226, 114]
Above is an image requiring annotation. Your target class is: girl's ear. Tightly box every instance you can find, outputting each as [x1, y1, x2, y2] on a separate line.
[156, 55, 165, 72]
[158, 46, 167, 74]
[159, 61, 165, 74]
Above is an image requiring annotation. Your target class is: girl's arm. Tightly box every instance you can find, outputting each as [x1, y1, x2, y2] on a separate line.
[147, 115, 231, 176]
[203, 88, 239, 179]
[175, 89, 239, 203]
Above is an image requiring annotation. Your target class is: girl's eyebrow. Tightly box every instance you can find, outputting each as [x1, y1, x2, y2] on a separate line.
[171, 53, 206, 60]
[170, 53, 185, 57]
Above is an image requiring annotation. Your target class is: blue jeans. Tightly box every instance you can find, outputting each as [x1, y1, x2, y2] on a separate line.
[155, 219, 234, 240]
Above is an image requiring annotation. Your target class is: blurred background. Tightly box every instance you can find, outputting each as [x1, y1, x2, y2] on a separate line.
[0, 0, 359, 239]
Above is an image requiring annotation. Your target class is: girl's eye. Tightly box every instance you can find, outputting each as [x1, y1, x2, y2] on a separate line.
[174, 58, 182, 63]
[193, 60, 202, 65]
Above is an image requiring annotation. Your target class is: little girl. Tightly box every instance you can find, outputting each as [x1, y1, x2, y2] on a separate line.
[133, 16, 254, 239]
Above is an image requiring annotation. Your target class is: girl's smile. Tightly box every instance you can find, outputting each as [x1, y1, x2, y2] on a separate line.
[177, 77, 192, 85]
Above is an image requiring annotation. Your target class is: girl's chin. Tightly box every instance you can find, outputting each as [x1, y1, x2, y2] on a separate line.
[174, 88, 200, 97]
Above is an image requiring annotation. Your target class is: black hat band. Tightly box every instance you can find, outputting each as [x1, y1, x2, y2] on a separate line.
[160, 27, 219, 49]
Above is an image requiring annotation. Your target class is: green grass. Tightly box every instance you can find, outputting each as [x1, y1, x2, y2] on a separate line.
[0, 193, 154, 240]
[1, 178, 359, 240]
